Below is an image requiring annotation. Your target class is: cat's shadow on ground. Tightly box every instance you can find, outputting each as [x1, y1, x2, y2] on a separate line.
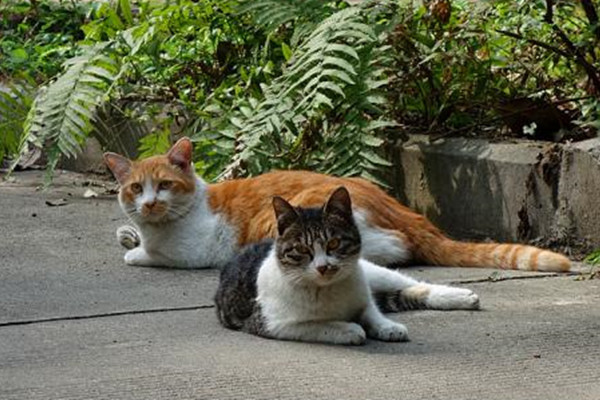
[269, 337, 438, 356]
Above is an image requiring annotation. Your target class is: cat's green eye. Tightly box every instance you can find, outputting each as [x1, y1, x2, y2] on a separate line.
[327, 238, 340, 251]
[130, 183, 143, 194]
[158, 180, 173, 191]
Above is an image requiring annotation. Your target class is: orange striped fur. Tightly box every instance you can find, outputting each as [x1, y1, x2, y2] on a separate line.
[208, 170, 570, 272]
[120, 157, 195, 198]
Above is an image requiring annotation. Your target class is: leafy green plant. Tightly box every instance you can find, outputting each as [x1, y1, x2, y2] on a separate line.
[137, 130, 172, 159]
[386, 0, 599, 140]
[206, 4, 396, 184]
[0, 81, 34, 165]
[585, 249, 600, 266]
[5, 0, 286, 180]
[2, 0, 599, 185]
[581, 248, 600, 280]
[0, 0, 90, 82]
[22, 43, 120, 177]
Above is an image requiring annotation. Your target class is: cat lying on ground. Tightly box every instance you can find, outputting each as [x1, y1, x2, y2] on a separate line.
[215, 187, 478, 345]
[103, 137, 571, 272]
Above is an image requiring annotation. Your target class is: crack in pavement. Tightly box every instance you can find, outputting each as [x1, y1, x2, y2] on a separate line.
[0, 304, 215, 328]
[2, 272, 593, 327]
[449, 271, 587, 285]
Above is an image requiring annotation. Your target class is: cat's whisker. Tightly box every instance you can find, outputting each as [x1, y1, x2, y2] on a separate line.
[288, 273, 306, 286]
[168, 201, 195, 218]
[167, 208, 187, 219]
[124, 209, 140, 220]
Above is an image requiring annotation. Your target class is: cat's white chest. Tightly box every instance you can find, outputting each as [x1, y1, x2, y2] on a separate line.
[134, 184, 237, 268]
[257, 252, 370, 328]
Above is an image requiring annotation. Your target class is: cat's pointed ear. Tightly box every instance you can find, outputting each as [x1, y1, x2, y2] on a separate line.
[272, 196, 299, 235]
[103, 152, 132, 184]
[324, 186, 353, 219]
[167, 137, 193, 173]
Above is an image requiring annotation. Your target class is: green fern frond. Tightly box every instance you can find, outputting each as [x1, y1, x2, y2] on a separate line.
[21, 43, 118, 181]
[11, 10, 162, 181]
[0, 82, 34, 165]
[238, 0, 335, 35]
[137, 130, 172, 159]
[216, 5, 395, 182]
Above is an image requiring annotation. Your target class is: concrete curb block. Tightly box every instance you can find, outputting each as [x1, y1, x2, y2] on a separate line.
[386, 134, 600, 253]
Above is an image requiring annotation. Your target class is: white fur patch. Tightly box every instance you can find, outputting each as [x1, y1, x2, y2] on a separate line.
[135, 178, 158, 210]
[119, 177, 237, 268]
[424, 284, 480, 310]
[256, 250, 408, 344]
[353, 210, 411, 265]
[360, 259, 480, 311]
[366, 319, 408, 342]
[537, 251, 570, 272]
[359, 259, 419, 292]
[516, 247, 535, 271]
[257, 250, 370, 330]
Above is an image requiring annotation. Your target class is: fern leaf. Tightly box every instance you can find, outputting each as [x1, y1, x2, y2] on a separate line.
[321, 57, 358, 75]
[238, 0, 333, 34]
[360, 149, 392, 167]
[22, 43, 119, 177]
[0, 82, 34, 164]
[208, 3, 399, 183]
[325, 43, 360, 60]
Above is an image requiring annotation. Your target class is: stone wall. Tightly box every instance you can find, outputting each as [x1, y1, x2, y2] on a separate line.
[386, 134, 600, 253]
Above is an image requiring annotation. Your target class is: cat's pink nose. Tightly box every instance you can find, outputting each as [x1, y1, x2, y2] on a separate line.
[141, 201, 159, 215]
[317, 265, 329, 275]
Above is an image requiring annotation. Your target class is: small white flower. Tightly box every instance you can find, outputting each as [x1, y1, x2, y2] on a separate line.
[523, 122, 538, 136]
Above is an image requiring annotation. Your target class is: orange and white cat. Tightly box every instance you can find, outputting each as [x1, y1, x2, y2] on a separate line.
[103, 137, 571, 273]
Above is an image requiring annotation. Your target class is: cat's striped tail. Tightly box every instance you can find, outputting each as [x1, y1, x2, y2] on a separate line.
[416, 238, 571, 272]
[352, 178, 571, 272]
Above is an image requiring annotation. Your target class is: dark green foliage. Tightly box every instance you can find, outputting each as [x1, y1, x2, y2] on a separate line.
[23, 44, 119, 180]
[0, 81, 34, 165]
[0, 0, 89, 82]
[585, 249, 600, 266]
[209, 5, 395, 184]
[0, 0, 599, 184]
[387, 0, 600, 140]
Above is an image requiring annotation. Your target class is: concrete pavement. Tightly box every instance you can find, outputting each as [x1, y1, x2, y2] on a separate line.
[1, 170, 599, 399]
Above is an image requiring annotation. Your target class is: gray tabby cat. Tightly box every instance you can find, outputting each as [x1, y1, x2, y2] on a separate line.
[215, 187, 479, 345]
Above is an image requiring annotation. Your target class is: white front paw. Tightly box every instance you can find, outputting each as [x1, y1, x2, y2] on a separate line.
[427, 286, 480, 310]
[335, 322, 367, 345]
[124, 247, 151, 266]
[368, 321, 409, 342]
